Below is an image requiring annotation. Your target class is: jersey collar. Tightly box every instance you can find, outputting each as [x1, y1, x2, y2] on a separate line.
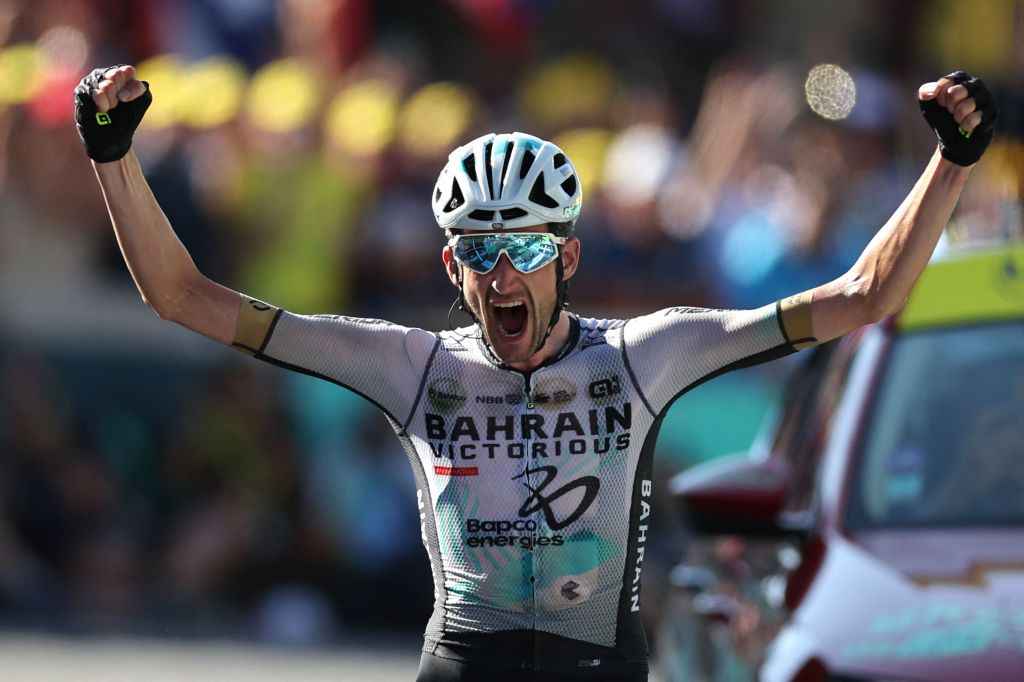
[475, 313, 581, 374]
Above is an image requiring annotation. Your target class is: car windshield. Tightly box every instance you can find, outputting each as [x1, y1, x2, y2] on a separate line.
[846, 321, 1024, 530]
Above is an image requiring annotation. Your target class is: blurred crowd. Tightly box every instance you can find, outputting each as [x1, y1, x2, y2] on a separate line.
[0, 0, 1022, 645]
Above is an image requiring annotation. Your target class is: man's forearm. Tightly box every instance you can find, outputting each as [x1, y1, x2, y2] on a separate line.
[93, 151, 238, 344]
[94, 151, 197, 309]
[807, 150, 972, 344]
[850, 149, 972, 317]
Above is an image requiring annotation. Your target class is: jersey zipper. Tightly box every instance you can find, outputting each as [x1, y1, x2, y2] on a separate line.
[524, 370, 538, 637]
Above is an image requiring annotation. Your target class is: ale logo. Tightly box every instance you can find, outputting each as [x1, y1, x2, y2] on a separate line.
[587, 375, 622, 403]
[514, 465, 599, 531]
[95, 112, 112, 126]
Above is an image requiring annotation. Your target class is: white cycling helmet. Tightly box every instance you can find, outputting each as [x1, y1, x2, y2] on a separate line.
[432, 132, 583, 232]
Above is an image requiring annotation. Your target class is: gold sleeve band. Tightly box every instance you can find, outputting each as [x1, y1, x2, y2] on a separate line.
[232, 294, 281, 356]
[779, 289, 819, 350]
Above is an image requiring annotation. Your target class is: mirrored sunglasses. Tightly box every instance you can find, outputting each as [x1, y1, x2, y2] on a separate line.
[449, 232, 567, 275]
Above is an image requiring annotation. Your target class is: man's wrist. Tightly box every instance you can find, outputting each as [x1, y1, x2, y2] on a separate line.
[92, 150, 141, 185]
[932, 147, 975, 178]
[92, 150, 133, 165]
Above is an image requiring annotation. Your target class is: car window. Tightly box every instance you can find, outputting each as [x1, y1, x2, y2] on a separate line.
[764, 338, 858, 513]
[846, 321, 1024, 529]
[788, 338, 859, 513]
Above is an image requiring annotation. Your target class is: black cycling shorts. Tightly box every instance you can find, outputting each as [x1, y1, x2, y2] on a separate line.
[415, 652, 649, 682]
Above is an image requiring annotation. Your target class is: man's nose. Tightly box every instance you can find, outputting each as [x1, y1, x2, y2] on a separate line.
[490, 253, 521, 292]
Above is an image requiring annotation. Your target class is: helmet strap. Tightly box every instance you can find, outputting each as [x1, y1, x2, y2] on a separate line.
[452, 261, 486, 331]
[530, 247, 569, 356]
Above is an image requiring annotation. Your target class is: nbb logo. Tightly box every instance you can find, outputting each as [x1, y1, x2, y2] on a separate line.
[475, 394, 524, 405]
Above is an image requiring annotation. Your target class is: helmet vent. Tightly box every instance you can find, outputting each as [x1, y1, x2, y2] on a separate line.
[434, 187, 441, 201]
[498, 141, 513, 197]
[445, 178, 465, 212]
[520, 149, 536, 179]
[560, 175, 577, 197]
[529, 175, 559, 209]
[468, 209, 494, 221]
[499, 208, 528, 220]
[553, 152, 566, 167]
[462, 155, 477, 181]
[483, 142, 495, 199]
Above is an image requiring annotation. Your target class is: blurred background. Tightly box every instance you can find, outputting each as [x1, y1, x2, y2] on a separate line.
[0, 0, 1021, 676]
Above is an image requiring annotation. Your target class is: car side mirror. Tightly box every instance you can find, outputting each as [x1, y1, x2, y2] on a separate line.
[670, 454, 796, 537]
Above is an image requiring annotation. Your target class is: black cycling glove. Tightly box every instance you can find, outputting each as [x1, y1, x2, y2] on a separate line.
[919, 70, 998, 167]
[74, 66, 152, 163]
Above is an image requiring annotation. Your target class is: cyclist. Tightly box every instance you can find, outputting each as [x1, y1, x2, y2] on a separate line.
[75, 65, 996, 682]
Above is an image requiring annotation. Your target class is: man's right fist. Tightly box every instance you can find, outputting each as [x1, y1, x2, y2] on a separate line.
[74, 65, 152, 163]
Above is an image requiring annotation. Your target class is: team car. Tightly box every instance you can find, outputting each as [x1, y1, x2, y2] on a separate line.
[661, 243, 1024, 682]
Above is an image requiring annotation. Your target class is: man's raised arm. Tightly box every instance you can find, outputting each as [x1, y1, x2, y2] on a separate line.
[77, 65, 240, 345]
[781, 71, 999, 348]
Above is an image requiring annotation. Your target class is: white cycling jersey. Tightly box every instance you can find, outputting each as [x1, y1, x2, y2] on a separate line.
[233, 296, 809, 675]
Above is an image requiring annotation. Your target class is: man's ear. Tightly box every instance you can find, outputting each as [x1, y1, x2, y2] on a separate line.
[442, 246, 460, 287]
[560, 237, 581, 280]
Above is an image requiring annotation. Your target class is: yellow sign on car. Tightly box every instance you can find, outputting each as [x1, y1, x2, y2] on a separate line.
[899, 243, 1024, 331]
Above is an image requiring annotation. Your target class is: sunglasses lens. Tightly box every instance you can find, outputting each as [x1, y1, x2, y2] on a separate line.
[456, 237, 499, 273]
[512, 235, 558, 272]
[454, 234, 558, 274]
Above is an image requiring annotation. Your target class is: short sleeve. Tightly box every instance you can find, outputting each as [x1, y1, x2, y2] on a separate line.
[622, 303, 795, 416]
[232, 296, 439, 424]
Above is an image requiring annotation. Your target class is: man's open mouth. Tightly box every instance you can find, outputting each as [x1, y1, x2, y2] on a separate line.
[493, 301, 528, 337]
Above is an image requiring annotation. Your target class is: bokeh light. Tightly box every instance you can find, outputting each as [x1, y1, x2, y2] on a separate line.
[135, 54, 188, 129]
[36, 25, 88, 76]
[398, 82, 477, 160]
[245, 57, 322, 133]
[518, 55, 616, 130]
[324, 79, 400, 156]
[553, 127, 613, 196]
[0, 43, 41, 106]
[183, 57, 248, 130]
[805, 63, 857, 120]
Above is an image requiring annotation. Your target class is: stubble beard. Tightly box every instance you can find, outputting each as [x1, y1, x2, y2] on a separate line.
[470, 290, 557, 366]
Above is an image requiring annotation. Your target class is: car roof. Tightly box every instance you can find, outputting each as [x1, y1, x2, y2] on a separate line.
[896, 242, 1024, 331]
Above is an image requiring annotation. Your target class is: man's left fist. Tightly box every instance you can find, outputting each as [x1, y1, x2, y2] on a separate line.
[918, 71, 998, 167]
